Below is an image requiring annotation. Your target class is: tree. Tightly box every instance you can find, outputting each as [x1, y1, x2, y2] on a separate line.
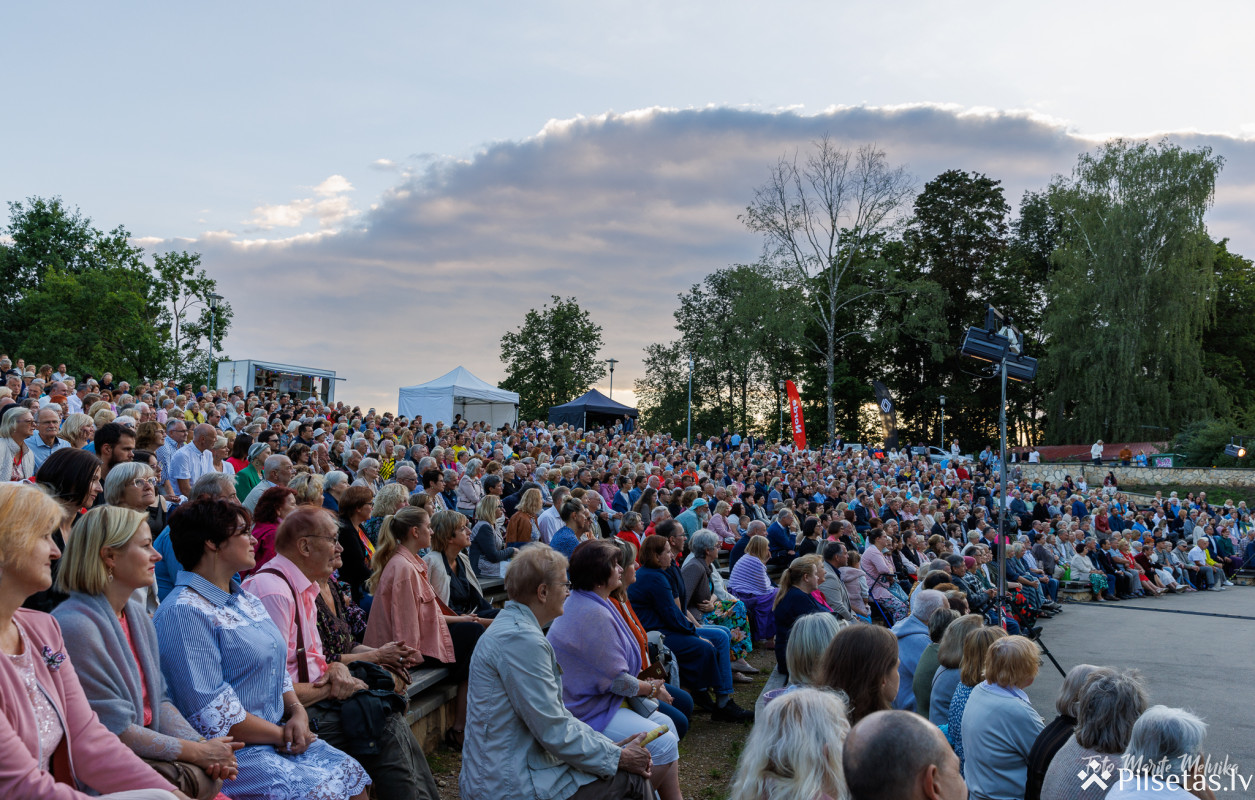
[742, 137, 915, 443]
[499, 296, 605, 420]
[1042, 140, 1224, 443]
[1201, 239, 1255, 415]
[0, 197, 232, 383]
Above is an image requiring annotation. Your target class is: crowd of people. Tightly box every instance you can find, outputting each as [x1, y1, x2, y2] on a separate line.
[0, 356, 1246, 800]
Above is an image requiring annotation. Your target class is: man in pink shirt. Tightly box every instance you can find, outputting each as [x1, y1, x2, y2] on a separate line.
[243, 507, 439, 800]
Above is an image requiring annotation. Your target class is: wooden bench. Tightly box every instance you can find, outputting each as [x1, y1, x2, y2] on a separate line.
[1058, 580, 1094, 602]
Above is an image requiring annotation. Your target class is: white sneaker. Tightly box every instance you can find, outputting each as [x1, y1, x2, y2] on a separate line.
[1224, 580, 1234, 586]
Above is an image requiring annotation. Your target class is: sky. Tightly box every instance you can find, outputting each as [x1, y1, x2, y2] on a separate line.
[4, 2, 1255, 413]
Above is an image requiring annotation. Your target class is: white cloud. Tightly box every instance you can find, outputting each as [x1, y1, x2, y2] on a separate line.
[245, 175, 359, 232]
[141, 105, 1255, 414]
[370, 159, 399, 171]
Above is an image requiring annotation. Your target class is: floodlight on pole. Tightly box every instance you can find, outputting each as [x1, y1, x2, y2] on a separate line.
[1225, 441, 1247, 458]
[687, 354, 694, 446]
[939, 395, 946, 450]
[779, 380, 786, 443]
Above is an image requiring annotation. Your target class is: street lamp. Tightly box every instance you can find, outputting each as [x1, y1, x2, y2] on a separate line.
[939, 395, 946, 450]
[605, 358, 618, 399]
[686, 354, 693, 446]
[206, 293, 224, 390]
[778, 380, 786, 443]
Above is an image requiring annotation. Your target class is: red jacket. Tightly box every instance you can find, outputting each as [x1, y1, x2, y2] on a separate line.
[0, 609, 176, 799]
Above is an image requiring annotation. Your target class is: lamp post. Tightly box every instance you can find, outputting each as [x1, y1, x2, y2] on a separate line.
[779, 380, 785, 443]
[939, 395, 946, 450]
[605, 358, 618, 400]
[206, 292, 223, 390]
[686, 354, 693, 446]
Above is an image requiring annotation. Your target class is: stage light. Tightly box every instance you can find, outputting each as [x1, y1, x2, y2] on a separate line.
[1225, 443, 1246, 458]
[960, 327, 1009, 363]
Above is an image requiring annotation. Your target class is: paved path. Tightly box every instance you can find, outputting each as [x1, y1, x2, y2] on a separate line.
[1021, 585, 1255, 778]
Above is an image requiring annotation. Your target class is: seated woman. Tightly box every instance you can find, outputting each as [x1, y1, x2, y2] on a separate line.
[467, 495, 513, 578]
[606, 539, 693, 739]
[240, 486, 297, 577]
[862, 529, 909, 623]
[928, 613, 984, 727]
[54, 506, 241, 800]
[626, 534, 752, 723]
[0, 482, 183, 800]
[364, 506, 486, 751]
[961, 637, 1045, 800]
[820, 624, 899, 726]
[153, 497, 370, 800]
[946, 625, 1007, 774]
[727, 534, 777, 648]
[759, 612, 844, 709]
[1039, 670, 1148, 800]
[423, 510, 498, 620]
[771, 555, 829, 680]
[548, 540, 683, 800]
[335, 486, 376, 604]
[505, 487, 544, 546]
[359, 483, 407, 545]
[130, 450, 173, 535]
[1024, 664, 1112, 800]
[681, 531, 755, 678]
[729, 688, 850, 800]
[24, 447, 103, 613]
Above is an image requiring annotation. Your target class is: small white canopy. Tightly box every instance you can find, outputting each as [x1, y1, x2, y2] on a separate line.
[397, 366, 519, 427]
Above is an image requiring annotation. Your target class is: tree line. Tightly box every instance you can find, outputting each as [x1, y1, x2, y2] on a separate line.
[630, 137, 1254, 450]
[0, 197, 231, 386]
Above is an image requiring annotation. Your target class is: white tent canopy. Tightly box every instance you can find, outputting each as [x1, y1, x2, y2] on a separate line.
[397, 366, 519, 428]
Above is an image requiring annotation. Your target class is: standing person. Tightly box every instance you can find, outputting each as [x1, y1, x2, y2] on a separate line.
[1090, 440, 1104, 466]
[961, 637, 1045, 800]
[0, 482, 185, 800]
[459, 544, 653, 800]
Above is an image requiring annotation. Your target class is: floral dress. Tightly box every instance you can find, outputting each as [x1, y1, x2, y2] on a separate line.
[154, 572, 370, 800]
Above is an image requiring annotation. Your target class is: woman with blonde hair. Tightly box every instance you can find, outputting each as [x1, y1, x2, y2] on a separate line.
[365, 506, 485, 750]
[92, 407, 117, 429]
[728, 687, 851, 800]
[288, 471, 325, 506]
[962, 636, 1045, 800]
[771, 554, 828, 679]
[361, 482, 408, 544]
[728, 534, 777, 648]
[0, 405, 36, 482]
[504, 487, 543, 545]
[946, 625, 1009, 773]
[0, 482, 184, 799]
[468, 494, 512, 578]
[54, 506, 240, 799]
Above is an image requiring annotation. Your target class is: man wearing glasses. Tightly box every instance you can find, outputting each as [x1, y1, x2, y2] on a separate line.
[26, 405, 68, 471]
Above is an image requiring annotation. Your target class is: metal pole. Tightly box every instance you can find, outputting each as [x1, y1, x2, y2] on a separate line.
[940, 396, 946, 450]
[207, 300, 217, 389]
[687, 355, 693, 445]
[778, 380, 785, 443]
[606, 358, 618, 399]
[997, 356, 1008, 630]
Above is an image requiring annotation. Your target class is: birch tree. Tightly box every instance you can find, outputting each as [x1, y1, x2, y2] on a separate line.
[742, 137, 915, 442]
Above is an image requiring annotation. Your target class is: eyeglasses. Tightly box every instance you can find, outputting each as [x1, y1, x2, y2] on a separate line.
[130, 477, 160, 489]
[550, 581, 572, 590]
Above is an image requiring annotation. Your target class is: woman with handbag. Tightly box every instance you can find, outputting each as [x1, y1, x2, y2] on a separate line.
[606, 539, 693, 739]
[547, 539, 683, 800]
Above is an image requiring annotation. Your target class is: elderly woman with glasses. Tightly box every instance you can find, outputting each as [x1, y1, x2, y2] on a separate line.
[0, 405, 36, 482]
[548, 540, 683, 800]
[153, 498, 370, 800]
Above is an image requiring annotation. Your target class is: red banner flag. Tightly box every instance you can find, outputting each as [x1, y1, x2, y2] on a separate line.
[785, 380, 807, 451]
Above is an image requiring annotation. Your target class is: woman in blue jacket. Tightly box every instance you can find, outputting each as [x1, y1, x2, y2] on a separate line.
[627, 535, 753, 723]
[771, 555, 829, 679]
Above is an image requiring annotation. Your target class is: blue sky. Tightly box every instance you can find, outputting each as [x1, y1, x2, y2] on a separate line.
[4, 2, 1254, 411]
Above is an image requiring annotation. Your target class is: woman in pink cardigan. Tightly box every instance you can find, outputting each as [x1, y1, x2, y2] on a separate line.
[0, 481, 186, 800]
[363, 506, 486, 751]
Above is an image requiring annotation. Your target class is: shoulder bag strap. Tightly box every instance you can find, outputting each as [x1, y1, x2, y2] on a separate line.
[256, 568, 309, 684]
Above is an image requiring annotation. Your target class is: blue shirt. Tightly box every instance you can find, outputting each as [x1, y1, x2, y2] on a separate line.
[25, 433, 68, 472]
[550, 526, 580, 559]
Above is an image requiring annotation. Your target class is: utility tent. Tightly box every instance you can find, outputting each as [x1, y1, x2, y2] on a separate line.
[397, 367, 519, 427]
[548, 389, 638, 429]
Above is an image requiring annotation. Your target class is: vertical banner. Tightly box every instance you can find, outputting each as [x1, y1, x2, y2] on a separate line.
[872, 381, 899, 449]
[785, 380, 807, 451]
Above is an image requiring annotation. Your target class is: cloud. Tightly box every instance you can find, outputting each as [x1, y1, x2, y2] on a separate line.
[245, 175, 358, 231]
[147, 104, 1255, 414]
[370, 159, 399, 171]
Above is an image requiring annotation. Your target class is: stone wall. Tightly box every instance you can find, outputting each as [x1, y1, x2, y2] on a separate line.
[1015, 463, 1255, 489]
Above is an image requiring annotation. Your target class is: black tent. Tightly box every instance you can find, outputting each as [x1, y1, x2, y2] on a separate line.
[548, 389, 639, 429]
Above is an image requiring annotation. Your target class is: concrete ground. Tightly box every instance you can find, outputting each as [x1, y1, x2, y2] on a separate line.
[1021, 584, 1255, 776]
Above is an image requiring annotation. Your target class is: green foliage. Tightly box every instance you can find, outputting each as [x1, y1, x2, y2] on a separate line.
[1171, 418, 1247, 468]
[1201, 240, 1255, 414]
[1042, 139, 1224, 443]
[499, 296, 605, 420]
[0, 197, 230, 383]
